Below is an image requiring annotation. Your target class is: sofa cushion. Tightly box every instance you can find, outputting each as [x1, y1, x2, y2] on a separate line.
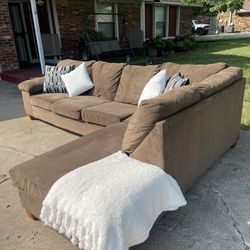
[192, 67, 243, 98]
[57, 59, 95, 77]
[115, 64, 161, 105]
[122, 86, 201, 154]
[51, 96, 109, 120]
[82, 101, 137, 126]
[92, 61, 126, 100]
[30, 93, 68, 111]
[9, 123, 128, 218]
[161, 62, 227, 84]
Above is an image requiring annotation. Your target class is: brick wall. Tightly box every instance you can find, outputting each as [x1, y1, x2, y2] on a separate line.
[179, 7, 193, 36]
[243, 0, 250, 12]
[218, 12, 250, 32]
[0, 0, 19, 72]
[55, 0, 95, 58]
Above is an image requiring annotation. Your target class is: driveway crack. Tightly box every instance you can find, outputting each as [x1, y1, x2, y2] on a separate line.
[187, 240, 196, 249]
[210, 186, 249, 250]
[0, 174, 10, 184]
[0, 145, 36, 157]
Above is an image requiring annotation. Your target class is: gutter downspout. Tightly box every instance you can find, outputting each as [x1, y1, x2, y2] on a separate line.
[30, 0, 45, 74]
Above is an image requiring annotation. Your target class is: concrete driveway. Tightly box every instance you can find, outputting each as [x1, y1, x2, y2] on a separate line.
[0, 80, 249, 250]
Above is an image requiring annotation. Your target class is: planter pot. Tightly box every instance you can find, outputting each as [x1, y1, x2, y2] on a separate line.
[148, 48, 158, 58]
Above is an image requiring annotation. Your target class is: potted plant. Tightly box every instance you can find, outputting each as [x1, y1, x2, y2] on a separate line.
[145, 36, 165, 58]
[79, 29, 104, 60]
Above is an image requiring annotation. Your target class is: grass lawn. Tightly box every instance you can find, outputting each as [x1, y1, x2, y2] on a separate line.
[167, 38, 250, 130]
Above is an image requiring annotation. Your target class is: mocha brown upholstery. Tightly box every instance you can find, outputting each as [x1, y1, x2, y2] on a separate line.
[161, 62, 227, 83]
[18, 77, 44, 95]
[82, 101, 137, 126]
[9, 123, 128, 218]
[115, 65, 161, 105]
[92, 61, 126, 100]
[32, 106, 103, 135]
[57, 59, 96, 77]
[13, 59, 246, 223]
[193, 67, 243, 98]
[131, 79, 245, 192]
[122, 86, 201, 154]
[30, 93, 68, 111]
[51, 96, 110, 120]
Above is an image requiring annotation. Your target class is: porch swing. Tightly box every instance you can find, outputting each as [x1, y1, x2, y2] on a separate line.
[81, 13, 144, 61]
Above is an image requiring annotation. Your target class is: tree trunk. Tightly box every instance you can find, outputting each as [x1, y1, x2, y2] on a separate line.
[228, 11, 233, 27]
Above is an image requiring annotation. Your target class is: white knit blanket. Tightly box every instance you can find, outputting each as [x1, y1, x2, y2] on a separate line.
[40, 151, 186, 250]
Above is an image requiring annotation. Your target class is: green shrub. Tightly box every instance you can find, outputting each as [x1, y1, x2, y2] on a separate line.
[164, 39, 175, 51]
[145, 36, 165, 50]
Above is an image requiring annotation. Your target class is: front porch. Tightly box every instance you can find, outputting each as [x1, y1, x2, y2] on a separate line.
[0, 66, 42, 84]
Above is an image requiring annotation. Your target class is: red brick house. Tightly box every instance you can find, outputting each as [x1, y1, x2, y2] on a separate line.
[0, 0, 200, 73]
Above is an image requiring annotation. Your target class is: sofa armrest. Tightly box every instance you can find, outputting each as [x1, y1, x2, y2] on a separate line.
[193, 67, 243, 98]
[18, 77, 44, 95]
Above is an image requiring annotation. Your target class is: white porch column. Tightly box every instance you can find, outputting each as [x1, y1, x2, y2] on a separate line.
[140, 0, 145, 40]
[30, 0, 45, 74]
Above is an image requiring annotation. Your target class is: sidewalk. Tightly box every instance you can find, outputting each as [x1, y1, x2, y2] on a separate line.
[0, 80, 25, 121]
[195, 32, 250, 41]
[0, 80, 249, 250]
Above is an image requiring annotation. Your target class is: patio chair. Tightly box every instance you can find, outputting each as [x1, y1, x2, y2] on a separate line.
[41, 33, 63, 59]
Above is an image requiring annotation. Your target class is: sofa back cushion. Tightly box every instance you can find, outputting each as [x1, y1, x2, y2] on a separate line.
[161, 62, 227, 84]
[115, 64, 161, 105]
[57, 59, 95, 77]
[92, 61, 126, 101]
[122, 86, 201, 154]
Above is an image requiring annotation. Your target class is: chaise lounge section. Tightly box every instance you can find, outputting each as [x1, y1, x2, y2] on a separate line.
[10, 60, 245, 222]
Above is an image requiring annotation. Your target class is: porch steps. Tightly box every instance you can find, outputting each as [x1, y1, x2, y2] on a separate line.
[1, 66, 43, 84]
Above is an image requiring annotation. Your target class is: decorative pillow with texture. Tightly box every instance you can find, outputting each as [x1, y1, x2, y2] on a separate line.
[43, 65, 75, 93]
[164, 73, 189, 93]
[138, 69, 168, 106]
[61, 63, 94, 97]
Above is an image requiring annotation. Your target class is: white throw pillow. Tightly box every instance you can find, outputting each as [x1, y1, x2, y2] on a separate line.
[138, 69, 168, 106]
[61, 62, 94, 97]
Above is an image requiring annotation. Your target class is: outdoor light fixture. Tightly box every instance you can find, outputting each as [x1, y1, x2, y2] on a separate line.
[36, 0, 44, 6]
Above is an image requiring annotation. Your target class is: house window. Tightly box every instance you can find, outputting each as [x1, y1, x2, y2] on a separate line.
[155, 6, 166, 37]
[96, 3, 115, 39]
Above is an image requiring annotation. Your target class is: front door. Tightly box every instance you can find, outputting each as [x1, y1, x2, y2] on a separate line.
[8, 0, 58, 68]
[9, 3, 30, 68]
[169, 6, 177, 37]
[145, 4, 153, 39]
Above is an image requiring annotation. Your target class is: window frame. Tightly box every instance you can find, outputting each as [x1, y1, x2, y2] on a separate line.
[150, 4, 181, 38]
[95, 2, 117, 40]
[155, 5, 166, 37]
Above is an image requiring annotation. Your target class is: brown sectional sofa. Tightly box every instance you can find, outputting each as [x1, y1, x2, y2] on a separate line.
[10, 59, 245, 221]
